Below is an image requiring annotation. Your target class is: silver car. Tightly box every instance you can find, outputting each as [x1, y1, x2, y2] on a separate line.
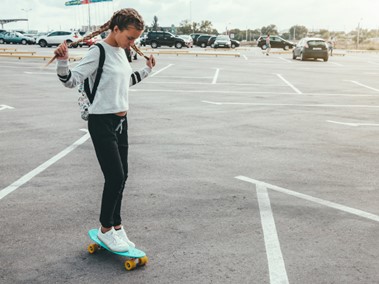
[214, 35, 231, 48]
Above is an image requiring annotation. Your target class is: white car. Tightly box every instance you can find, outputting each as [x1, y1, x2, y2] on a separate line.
[214, 35, 231, 48]
[177, 35, 193, 48]
[37, 31, 82, 48]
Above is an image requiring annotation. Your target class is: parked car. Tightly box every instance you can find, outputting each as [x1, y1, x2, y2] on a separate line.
[208, 36, 216, 47]
[140, 35, 147, 46]
[177, 35, 193, 48]
[31, 32, 47, 42]
[292, 37, 329, 61]
[214, 35, 231, 48]
[144, 31, 184, 49]
[257, 35, 295, 50]
[231, 39, 240, 48]
[0, 31, 35, 44]
[82, 31, 102, 47]
[189, 33, 204, 45]
[196, 35, 214, 47]
[37, 31, 82, 47]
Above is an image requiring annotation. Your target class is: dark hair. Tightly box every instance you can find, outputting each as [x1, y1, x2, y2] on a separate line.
[109, 8, 144, 31]
[68, 8, 144, 47]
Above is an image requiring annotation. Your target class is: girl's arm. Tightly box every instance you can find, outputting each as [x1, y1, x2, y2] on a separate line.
[55, 42, 100, 89]
[129, 55, 155, 87]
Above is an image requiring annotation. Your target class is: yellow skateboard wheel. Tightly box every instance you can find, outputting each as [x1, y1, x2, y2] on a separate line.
[138, 256, 148, 266]
[125, 260, 137, 271]
[87, 243, 99, 254]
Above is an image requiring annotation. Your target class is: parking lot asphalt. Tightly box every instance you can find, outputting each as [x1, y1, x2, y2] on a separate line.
[1, 44, 379, 284]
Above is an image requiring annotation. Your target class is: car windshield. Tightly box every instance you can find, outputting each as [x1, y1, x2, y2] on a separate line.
[216, 35, 229, 40]
[179, 35, 190, 39]
[307, 40, 326, 47]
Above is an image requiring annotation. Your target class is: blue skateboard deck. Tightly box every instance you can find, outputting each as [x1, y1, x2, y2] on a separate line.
[87, 228, 148, 270]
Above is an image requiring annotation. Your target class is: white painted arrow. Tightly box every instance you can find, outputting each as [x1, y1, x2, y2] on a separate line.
[0, 105, 14, 111]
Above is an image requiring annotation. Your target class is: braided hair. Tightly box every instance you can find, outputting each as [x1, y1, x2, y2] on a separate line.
[75, 8, 144, 45]
[48, 8, 147, 66]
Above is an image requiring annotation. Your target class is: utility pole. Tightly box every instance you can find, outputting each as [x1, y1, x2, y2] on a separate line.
[357, 18, 362, 50]
[21, 8, 32, 32]
[88, 2, 91, 31]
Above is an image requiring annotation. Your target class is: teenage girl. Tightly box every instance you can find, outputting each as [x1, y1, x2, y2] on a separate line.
[54, 8, 156, 252]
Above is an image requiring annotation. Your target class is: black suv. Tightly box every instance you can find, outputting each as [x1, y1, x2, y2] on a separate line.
[144, 31, 185, 49]
[196, 35, 214, 47]
[257, 35, 295, 50]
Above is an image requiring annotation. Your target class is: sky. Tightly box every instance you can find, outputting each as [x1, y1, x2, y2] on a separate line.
[1, 0, 378, 34]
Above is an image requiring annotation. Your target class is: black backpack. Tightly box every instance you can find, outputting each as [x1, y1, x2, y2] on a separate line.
[78, 43, 105, 120]
[84, 43, 105, 103]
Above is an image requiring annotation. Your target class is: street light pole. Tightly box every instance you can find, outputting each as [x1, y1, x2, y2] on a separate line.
[357, 18, 363, 50]
[21, 8, 32, 32]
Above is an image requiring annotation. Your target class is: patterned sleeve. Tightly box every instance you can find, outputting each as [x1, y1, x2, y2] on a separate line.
[56, 45, 100, 89]
[129, 66, 152, 87]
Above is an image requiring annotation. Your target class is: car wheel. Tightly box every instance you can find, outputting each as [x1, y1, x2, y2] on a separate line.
[231, 43, 236, 48]
[0, 39, 4, 44]
[292, 52, 296, 60]
[66, 40, 73, 48]
[175, 42, 183, 49]
[200, 43, 206, 48]
[21, 39, 27, 45]
[39, 39, 47, 47]
[284, 45, 289, 50]
[261, 45, 267, 50]
[300, 52, 306, 61]
[323, 57, 328, 62]
[151, 42, 158, 48]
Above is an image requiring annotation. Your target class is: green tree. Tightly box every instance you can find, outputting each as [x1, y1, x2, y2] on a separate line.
[289, 25, 308, 40]
[229, 28, 243, 40]
[261, 24, 278, 35]
[177, 20, 193, 34]
[152, 15, 159, 31]
[319, 29, 330, 39]
[199, 20, 215, 34]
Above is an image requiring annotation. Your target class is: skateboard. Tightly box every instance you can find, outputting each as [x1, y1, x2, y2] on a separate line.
[87, 228, 148, 271]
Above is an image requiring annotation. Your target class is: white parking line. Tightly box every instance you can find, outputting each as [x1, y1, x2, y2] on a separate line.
[327, 120, 379, 127]
[202, 101, 379, 108]
[256, 183, 289, 284]
[276, 74, 302, 94]
[350, 80, 379, 92]
[155, 76, 213, 79]
[235, 175, 379, 223]
[131, 89, 378, 97]
[24, 71, 55, 75]
[242, 55, 248, 60]
[150, 64, 173, 77]
[278, 57, 292, 63]
[212, 68, 220, 84]
[0, 131, 90, 201]
[0, 104, 14, 111]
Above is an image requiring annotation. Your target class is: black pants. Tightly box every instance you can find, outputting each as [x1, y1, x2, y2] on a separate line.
[88, 114, 128, 228]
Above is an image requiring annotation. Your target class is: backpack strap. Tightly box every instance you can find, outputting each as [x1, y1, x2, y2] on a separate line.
[84, 43, 105, 104]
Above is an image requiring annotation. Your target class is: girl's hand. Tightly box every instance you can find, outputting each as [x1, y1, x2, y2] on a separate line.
[54, 41, 69, 60]
[146, 55, 156, 69]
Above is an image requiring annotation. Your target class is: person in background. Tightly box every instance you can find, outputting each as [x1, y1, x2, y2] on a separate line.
[328, 36, 335, 56]
[265, 34, 271, 56]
